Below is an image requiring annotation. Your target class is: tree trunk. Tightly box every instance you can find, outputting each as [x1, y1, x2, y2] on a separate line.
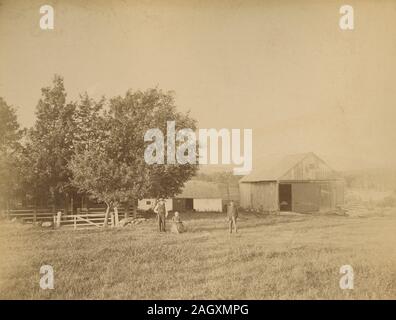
[114, 206, 119, 227]
[131, 200, 138, 218]
[50, 189, 56, 213]
[124, 201, 130, 219]
[104, 203, 111, 228]
[64, 193, 70, 215]
[70, 195, 74, 215]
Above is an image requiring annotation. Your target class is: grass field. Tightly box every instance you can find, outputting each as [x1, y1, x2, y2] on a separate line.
[0, 209, 395, 299]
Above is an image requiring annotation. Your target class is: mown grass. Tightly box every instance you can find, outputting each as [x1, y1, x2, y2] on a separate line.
[0, 210, 395, 299]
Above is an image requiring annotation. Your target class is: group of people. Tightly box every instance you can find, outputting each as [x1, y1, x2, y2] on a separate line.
[153, 199, 239, 234]
[153, 199, 186, 233]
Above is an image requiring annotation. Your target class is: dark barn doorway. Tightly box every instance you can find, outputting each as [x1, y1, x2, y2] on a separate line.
[185, 198, 193, 211]
[173, 198, 194, 212]
[279, 183, 292, 211]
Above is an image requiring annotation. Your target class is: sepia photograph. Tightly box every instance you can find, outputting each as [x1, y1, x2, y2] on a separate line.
[0, 0, 395, 306]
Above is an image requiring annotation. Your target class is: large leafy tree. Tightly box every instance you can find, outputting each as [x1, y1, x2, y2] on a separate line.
[0, 97, 23, 152]
[8, 76, 197, 221]
[108, 89, 198, 203]
[0, 97, 24, 209]
[24, 76, 104, 211]
[73, 93, 106, 153]
[24, 75, 76, 209]
[70, 88, 198, 224]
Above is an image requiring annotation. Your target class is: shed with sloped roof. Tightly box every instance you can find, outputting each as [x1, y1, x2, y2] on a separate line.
[239, 152, 344, 213]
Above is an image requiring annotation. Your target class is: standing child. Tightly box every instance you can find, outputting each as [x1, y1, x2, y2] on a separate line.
[171, 211, 186, 234]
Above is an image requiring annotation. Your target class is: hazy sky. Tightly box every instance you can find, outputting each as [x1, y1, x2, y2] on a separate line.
[1, 0, 395, 170]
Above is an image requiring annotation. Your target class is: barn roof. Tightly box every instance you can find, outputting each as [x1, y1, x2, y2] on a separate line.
[239, 152, 336, 183]
[176, 180, 223, 199]
[176, 180, 240, 200]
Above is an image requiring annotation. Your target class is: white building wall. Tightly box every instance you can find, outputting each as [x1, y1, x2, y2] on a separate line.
[138, 198, 173, 211]
[193, 199, 222, 212]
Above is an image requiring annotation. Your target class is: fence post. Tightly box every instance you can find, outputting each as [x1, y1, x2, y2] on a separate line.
[110, 212, 114, 228]
[74, 215, 76, 230]
[56, 211, 62, 228]
[33, 209, 37, 224]
[114, 207, 119, 227]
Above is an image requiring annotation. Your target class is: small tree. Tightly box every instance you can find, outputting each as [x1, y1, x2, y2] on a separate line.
[70, 147, 149, 226]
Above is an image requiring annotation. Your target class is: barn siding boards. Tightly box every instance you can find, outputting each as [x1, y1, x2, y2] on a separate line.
[252, 182, 278, 212]
[291, 182, 321, 213]
[239, 182, 251, 209]
[239, 181, 278, 212]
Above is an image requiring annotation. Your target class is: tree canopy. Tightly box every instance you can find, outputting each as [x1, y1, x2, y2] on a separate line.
[3, 75, 198, 217]
[0, 97, 24, 208]
[70, 88, 198, 220]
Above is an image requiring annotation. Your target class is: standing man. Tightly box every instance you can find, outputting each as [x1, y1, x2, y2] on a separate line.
[154, 198, 167, 232]
[227, 200, 238, 233]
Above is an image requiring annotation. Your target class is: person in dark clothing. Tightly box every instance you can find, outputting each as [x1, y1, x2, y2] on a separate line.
[154, 199, 167, 232]
[227, 200, 238, 233]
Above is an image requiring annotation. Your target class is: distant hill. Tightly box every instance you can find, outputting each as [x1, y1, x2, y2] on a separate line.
[197, 164, 396, 193]
[342, 168, 396, 191]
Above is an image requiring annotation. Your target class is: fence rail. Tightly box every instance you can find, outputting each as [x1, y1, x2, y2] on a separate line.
[59, 213, 113, 230]
[6, 209, 59, 224]
[5, 207, 135, 230]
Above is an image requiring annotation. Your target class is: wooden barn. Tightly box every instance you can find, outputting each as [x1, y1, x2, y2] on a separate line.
[138, 180, 240, 213]
[137, 181, 221, 212]
[174, 180, 224, 212]
[239, 152, 344, 213]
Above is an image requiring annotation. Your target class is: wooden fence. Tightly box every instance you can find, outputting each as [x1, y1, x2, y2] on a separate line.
[58, 212, 113, 230]
[6, 208, 60, 224]
[57, 207, 132, 230]
[6, 208, 113, 230]
[77, 207, 130, 227]
[5, 206, 138, 230]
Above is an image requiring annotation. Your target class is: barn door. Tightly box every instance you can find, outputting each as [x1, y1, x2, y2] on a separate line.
[173, 199, 185, 212]
[279, 184, 292, 211]
[185, 198, 193, 211]
[292, 182, 320, 213]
